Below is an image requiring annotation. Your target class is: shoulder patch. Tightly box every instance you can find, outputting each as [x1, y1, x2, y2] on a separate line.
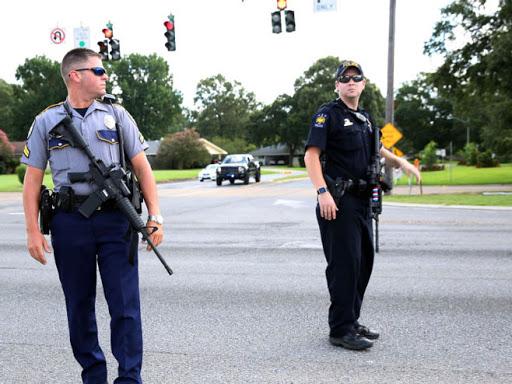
[139, 132, 145, 144]
[23, 144, 30, 158]
[313, 113, 328, 128]
[39, 101, 64, 115]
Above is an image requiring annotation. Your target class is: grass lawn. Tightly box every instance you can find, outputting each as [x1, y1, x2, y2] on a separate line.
[395, 163, 512, 186]
[385, 193, 512, 207]
[0, 168, 284, 192]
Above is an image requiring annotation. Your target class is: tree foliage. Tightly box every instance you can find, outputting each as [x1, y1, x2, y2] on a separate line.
[424, 0, 512, 161]
[155, 128, 210, 169]
[106, 54, 184, 140]
[10, 56, 66, 140]
[193, 74, 258, 140]
[394, 74, 469, 153]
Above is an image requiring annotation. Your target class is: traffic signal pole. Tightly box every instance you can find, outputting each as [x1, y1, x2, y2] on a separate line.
[384, 0, 396, 193]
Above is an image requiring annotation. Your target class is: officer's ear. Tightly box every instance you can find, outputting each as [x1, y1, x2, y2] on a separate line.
[67, 70, 81, 84]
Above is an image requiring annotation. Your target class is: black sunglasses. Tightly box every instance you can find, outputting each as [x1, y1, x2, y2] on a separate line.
[337, 75, 364, 83]
[74, 67, 107, 76]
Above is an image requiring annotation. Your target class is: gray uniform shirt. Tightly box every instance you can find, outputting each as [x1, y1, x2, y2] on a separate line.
[21, 99, 148, 195]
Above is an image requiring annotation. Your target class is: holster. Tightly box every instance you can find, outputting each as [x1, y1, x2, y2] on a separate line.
[39, 185, 54, 234]
[324, 174, 353, 208]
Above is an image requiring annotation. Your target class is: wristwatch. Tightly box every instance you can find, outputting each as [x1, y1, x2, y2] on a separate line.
[147, 214, 164, 225]
[317, 186, 328, 195]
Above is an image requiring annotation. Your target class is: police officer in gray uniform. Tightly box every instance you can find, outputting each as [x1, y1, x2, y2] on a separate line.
[21, 48, 164, 383]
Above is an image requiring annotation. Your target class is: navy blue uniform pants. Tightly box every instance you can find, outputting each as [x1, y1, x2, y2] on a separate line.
[51, 209, 142, 384]
[316, 193, 374, 337]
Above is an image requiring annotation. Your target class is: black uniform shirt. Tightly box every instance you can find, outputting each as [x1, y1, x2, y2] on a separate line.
[305, 98, 375, 181]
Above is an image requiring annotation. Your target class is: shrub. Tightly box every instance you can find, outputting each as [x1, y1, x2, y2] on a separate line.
[0, 129, 16, 174]
[16, 164, 27, 184]
[476, 149, 499, 168]
[462, 142, 479, 166]
[420, 141, 439, 171]
[155, 128, 211, 169]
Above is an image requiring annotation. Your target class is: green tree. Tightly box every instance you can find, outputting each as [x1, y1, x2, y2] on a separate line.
[155, 128, 210, 169]
[106, 54, 183, 140]
[424, 0, 512, 161]
[0, 79, 14, 140]
[193, 74, 258, 140]
[394, 75, 464, 153]
[10, 56, 66, 140]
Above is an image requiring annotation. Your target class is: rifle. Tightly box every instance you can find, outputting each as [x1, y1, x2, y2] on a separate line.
[52, 103, 173, 276]
[364, 114, 391, 253]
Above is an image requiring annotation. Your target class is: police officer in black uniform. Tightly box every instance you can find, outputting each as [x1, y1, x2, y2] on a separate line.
[21, 48, 164, 383]
[304, 60, 420, 350]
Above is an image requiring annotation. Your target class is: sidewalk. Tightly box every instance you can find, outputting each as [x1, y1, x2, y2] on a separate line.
[392, 184, 512, 195]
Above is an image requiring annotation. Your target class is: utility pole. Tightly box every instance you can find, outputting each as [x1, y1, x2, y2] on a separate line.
[384, 0, 396, 192]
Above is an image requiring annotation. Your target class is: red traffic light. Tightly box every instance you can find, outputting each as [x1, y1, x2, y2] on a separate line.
[102, 28, 113, 39]
[164, 21, 174, 31]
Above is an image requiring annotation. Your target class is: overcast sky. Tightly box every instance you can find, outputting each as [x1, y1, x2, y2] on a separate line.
[0, 0, 451, 109]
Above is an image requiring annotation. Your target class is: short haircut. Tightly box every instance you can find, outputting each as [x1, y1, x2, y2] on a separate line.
[60, 48, 101, 84]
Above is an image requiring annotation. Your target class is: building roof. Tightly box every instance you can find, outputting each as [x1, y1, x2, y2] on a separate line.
[145, 137, 227, 157]
[199, 138, 228, 155]
[251, 144, 304, 157]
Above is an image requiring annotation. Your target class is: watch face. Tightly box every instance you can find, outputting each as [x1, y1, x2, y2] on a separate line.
[318, 187, 327, 194]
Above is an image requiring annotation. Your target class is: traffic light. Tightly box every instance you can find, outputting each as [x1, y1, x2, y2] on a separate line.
[98, 40, 109, 61]
[285, 10, 295, 32]
[271, 11, 282, 34]
[98, 22, 121, 61]
[110, 39, 121, 60]
[277, 0, 287, 11]
[164, 15, 176, 51]
[102, 27, 113, 40]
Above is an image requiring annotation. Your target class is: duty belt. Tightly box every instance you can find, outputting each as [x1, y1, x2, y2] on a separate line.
[54, 187, 118, 212]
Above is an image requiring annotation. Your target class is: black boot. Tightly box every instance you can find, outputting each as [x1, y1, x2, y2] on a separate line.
[356, 325, 380, 340]
[329, 332, 373, 350]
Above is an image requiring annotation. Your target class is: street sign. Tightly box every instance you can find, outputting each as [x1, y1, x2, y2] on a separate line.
[381, 123, 403, 148]
[50, 28, 65, 44]
[314, 0, 337, 12]
[74, 27, 90, 48]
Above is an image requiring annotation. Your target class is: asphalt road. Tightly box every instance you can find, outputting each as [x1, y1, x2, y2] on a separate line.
[1, 176, 511, 383]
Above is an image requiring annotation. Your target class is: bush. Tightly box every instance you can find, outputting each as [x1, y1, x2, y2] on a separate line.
[462, 142, 479, 166]
[420, 141, 439, 171]
[0, 129, 16, 174]
[16, 164, 27, 184]
[155, 128, 211, 169]
[494, 136, 512, 163]
[476, 149, 499, 168]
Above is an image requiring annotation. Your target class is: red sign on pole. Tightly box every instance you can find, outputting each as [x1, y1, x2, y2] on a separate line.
[50, 28, 66, 44]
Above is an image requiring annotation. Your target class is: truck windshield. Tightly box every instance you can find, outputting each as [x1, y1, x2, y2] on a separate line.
[223, 156, 246, 164]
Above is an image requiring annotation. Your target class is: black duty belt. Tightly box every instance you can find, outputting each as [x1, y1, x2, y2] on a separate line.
[54, 188, 118, 212]
[75, 195, 118, 210]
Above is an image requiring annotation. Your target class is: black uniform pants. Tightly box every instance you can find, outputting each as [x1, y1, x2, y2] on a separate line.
[316, 193, 374, 337]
